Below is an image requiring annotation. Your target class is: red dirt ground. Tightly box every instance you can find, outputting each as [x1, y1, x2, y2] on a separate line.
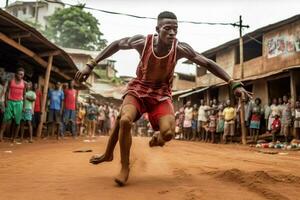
[0, 137, 300, 200]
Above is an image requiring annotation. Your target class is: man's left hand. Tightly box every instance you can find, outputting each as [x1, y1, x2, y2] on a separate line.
[233, 86, 253, 101]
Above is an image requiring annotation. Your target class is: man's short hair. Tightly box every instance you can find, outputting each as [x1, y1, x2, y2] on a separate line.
[16, 67, 25, 73]
[157, 11, 177, 20]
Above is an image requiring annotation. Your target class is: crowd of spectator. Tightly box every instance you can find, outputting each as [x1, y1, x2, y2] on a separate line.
[173, 96, 300, 144]
[0, 68, 120, 143]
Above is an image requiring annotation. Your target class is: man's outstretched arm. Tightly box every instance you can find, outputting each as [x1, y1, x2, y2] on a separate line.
[74, 35, 145, 82]
[177, 42, 232, 83]
[177, 42, 252, 98]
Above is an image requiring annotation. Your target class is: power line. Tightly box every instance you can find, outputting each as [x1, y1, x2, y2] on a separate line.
[44, 0, 241, 27]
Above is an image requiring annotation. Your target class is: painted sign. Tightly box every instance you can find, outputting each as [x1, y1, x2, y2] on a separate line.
[267, 34, 300, 58]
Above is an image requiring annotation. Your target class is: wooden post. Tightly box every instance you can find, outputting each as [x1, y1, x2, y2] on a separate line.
[290, 71, 296, 107]
[239, 15, 247, 145]
[37, 55, 53, 138]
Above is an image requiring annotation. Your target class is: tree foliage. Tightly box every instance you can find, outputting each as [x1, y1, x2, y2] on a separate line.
[46, 5, 107, 50]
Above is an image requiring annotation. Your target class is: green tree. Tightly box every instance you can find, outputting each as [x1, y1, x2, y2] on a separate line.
[46, 5, 107, 50]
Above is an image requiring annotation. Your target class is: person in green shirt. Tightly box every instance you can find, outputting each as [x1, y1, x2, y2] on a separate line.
[20, 81, 36, 143]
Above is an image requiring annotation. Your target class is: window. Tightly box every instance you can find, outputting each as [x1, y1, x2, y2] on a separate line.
[235, 36, 263, 64]
[31, 7, 36, 17]
[12, 9, 18, 17]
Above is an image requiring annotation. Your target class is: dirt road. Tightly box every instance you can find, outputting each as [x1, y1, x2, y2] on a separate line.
[1, 137, 300, 200]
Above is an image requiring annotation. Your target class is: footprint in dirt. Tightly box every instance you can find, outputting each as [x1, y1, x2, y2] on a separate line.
[184, 189, 200, 200]
[207, 168, 293, 200]
[172, 168, 192, 179]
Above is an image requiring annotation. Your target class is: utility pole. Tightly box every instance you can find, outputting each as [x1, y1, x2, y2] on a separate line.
[35, 0, 39, 25]
[233, 15, 249, 145]
[6, 0, 9, 7]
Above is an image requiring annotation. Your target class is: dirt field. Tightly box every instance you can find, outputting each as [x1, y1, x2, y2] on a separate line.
[0, 137, 300, 200]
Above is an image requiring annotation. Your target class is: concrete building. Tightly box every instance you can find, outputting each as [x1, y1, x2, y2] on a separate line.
[5, 0, 64, 29]
[181, 14, 300, 106]
[62, 47, 122, 103]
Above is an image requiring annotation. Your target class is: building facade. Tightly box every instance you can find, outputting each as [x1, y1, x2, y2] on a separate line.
[6, 0, 64, 29]
[181, 15, 300, 106]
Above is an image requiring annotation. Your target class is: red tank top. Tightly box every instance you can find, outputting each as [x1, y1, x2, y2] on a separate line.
[125, 34, 177, 101]
[8, 79, 25, 101]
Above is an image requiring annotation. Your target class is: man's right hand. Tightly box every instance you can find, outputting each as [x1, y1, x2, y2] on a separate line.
[74, 65, 93, 83]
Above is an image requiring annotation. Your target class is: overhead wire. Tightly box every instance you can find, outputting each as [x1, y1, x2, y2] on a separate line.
[44, 0, 238, 27]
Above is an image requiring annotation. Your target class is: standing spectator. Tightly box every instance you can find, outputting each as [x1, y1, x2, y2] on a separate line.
[86, 97, 98, 138]
[0, 68, 25, 142]
[177, 107, 185, 139]
[249, 98, 263, 142]
[20, 82, 36, 143]
[183, 101, 193, 140]
[216, 103, 225, 142]
[33, 83, 42, 135]
[268, 98, 281, 131]
[264, 100, 271, 132]
[271, 114, 281, 143]
[98, 103, 106, 135]
[281, 96, 292, 143]
[223, 99, 236, 144]
[103, 104, 110, 135]
[62, 80, 77, 138]
[207, 109, 217, 143]
[212, 98, 218, 110]
[191, 103, 198, 141]
[292, 101, 300, 140]
[47, 82, 64, 139]
[198, 99, 210, 141]
[77, 102, 86, 136]
[0, 76, 7, 128]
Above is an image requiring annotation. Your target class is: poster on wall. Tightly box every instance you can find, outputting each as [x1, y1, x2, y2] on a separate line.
[267, 35, 297, 58]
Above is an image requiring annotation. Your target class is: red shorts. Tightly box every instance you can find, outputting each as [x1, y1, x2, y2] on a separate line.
[122, 94, 174, 131]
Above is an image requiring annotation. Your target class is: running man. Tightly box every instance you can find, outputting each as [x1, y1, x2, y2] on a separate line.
[75, 11, 251, 186]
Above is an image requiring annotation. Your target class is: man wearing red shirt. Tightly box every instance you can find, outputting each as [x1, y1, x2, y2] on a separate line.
[33, 83, 42, 135]
[62, 80, 77, 137]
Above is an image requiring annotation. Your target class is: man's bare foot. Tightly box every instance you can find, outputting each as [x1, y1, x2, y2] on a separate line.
[89, 154, 113, 165]
[149, 132, 165, 147]
[114, 167, 130, 186]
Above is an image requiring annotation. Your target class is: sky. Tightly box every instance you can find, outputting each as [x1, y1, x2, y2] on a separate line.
[1, 0, 300, 77]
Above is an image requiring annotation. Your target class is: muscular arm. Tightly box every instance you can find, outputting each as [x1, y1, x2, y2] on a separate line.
[75, 35, 145, 82]
[177, 42, 232, 82]
[93, 35, 145, 64]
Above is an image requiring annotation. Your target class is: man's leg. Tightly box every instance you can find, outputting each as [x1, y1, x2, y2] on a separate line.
[71, 110, 76, 137]
[28, 121, 33, 142]
[20, 121, 25, 141]
[89, 116, 120, 164]
[149, 115, 175, 147]
[115, 104, 138, 186]
[0, 122, 7, 141]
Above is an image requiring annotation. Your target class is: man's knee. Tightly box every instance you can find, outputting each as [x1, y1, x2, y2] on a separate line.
[119, 115, 133, 128]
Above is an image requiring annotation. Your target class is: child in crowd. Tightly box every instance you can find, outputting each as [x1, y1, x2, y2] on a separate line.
[293, 101, 300, 140]
[207, 109, 217, 143]
[271, 114, 281, 143]
[86, 97, 98, 138]
[77, 102, 86, 136]
[216, 104, 225, 142]
[20, 82, 36, 143]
